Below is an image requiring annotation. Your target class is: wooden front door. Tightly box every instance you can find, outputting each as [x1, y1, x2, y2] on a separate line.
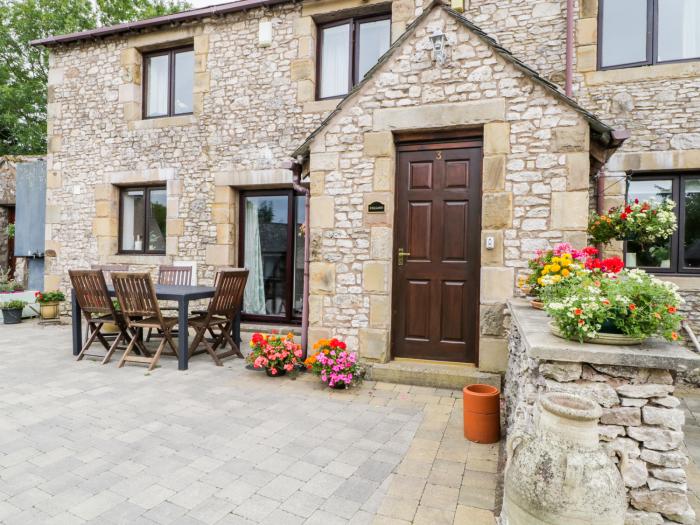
[392, 140, 482, 363]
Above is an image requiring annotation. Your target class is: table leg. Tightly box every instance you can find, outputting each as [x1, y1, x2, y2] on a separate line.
[178, 297, 189, 370]
[232, 311, 241, 347]
[71, 290, 82, 356]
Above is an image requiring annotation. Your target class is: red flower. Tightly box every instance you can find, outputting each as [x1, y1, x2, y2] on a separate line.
[634, 198, 639, 204]
[329, 338, 339, 348]
[573, 308, 583, 316]
[601, 257, 624, 274]
[671, 332, 679, 341]
[629, 304, 636, 311]
[585, 258, 602, 271]
[582, 246, 599, 257]
[338, 341, 347, 350]
[625, 205, 632, 214]
[668, 306, 677, 314]
[578, 319, 585, 326]
[620, 212, 628, 221]
[251, 333, 264, 345]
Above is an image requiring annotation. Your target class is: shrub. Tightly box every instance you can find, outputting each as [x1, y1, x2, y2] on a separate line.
[0, 300, 27, 310]
[246, 332, 302, 375]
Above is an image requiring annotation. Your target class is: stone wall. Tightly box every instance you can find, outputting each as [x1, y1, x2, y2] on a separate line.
[0, 157, 23, 274]
[505, 301, 699, 524]
[303, 6, 596, 368]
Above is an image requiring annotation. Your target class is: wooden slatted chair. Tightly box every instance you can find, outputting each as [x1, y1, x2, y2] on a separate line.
[190, 266, 239, 347]
[91, 264, 129, 285]
[187, 269, 248, 366]
[146, 265, 193, 342]
[112, 272, 179, 371]
[69, 269, 134, 364]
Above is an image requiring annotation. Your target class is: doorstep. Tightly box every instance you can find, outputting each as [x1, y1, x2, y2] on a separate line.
[366, 359, 502, 390]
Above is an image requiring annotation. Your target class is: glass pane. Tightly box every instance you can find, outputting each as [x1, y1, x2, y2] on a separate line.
[293, 195, 306, 318]
[626, 179, 673, 268]
[358, 18, 391, 80]
[320, 23, 350, 98]
[684, 179, 700, 268]
[174, 50, 194, 115]
[146, 54, 169, 117]
[243, 196, 289, 316]
[600, 0, 648, 67]
[121, 189, 145, 251]
[658, 0, 700, 62]
[148, 188, 167, 252]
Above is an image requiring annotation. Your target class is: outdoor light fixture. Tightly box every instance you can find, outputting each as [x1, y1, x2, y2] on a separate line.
[430, 32, 447, 65]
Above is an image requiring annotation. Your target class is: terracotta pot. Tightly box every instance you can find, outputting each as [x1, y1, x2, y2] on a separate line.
[265, 367, 287, 377]
[39, 301, 60, 320]
[530, 299, 544, 310]
[463, 384, 500, 444]
[502, 392, 626, 525]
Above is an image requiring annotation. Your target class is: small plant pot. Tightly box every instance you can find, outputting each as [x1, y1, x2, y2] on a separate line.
[330, 381, 347, 390]
[39, 301, 60, 320]
[530, 299, 544, 310]
[265, 367, 287, 377]
[1, 308, 23, 325]
[463, 384, 501, 444]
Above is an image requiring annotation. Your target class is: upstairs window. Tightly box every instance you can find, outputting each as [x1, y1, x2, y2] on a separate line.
[599, 0, 700, 69]
[143, 46, 194, 118]
[317, 14, 391, 99]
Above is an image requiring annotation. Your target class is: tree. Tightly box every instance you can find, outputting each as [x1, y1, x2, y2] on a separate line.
[0, 0, 190, 155]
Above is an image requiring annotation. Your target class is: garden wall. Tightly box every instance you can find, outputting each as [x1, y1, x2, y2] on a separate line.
[504, 300, 700, 524]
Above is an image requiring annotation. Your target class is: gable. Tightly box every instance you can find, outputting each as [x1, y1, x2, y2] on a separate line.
[293, 2, 618, 158]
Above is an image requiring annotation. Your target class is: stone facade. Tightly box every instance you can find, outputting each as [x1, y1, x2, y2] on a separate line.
[0, 158, 17, 273]
[301, 5, 601, 367]
[506, 301, 699, 524]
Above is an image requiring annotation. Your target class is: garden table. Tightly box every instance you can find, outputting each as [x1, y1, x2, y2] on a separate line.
[71, 284, 241, 370]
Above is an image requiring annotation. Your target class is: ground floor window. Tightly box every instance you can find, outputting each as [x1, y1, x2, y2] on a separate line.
[239, 190, 305, 322]
[119, 186, 167, 254]
[625, 173, 700, 273]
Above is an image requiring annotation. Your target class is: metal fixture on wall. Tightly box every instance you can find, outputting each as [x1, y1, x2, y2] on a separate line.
[430, 31, 447, 66]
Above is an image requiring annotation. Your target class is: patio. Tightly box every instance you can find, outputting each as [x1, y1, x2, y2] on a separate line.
[0, 320, 500, 524]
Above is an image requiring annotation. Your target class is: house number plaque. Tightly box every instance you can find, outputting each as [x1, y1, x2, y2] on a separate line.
[367, 201, 385, 214]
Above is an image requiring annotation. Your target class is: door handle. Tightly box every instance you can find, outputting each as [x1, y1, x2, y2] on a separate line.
[398, 248, 411, 266]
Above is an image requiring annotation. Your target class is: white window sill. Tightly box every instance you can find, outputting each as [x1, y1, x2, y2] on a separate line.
[585, 61, 700, 85]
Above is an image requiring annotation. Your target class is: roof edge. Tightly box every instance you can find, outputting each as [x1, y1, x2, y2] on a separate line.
[30, 0, 293, 47]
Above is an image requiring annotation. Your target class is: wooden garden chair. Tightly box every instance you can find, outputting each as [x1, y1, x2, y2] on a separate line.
[69, 269, 136, 364]
[187, 269, 248, 366]
[90, 264, 129, 285]
[146, 265, 193, 342]
[111, 272, 179, 371]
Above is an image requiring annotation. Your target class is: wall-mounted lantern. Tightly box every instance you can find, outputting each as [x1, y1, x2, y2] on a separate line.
[430, 31, 447, 66]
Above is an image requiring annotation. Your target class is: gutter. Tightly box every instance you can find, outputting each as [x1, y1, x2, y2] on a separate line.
[565, 0, 574, 97]
[30, 0, 293, 47]
[291, 162, 310, 359]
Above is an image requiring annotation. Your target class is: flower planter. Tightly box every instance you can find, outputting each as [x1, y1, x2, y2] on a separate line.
[550, 322, 646, 346]
[1, 308, 23, 325]
[530, 299, 544, 310]
[330, 381, 347, 390]
[462, 384, 500, 444]
[39, 301, 61, 320]
[265, 367, 287, 377]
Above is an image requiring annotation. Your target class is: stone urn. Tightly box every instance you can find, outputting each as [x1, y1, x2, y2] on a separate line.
[502, 392, 626, 525]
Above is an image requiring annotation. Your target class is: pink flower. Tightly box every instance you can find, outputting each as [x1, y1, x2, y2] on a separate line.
[284, 363, 294, 371]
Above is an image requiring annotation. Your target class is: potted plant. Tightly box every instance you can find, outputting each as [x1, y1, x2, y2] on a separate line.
[305, 338, 362, 389]
[1, 300, 27, 324]
[588, 198, 677, 246]
[544, 268, 682, 345]
[246, 332, 302, 376]
[521, 243, 597, 308]
[35, 290, 66, 320]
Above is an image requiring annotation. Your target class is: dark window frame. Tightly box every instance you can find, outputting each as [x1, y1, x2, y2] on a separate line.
[118, 185, 167, 255]
[316, 12, 391, 100]
[624, 172, 700, 275]
[598, 0, 700, 70]
[238, 189, 305, 324]
[142, 45, 194, 119]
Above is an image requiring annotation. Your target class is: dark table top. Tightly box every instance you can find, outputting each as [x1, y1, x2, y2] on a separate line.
[106, 284, 216, 301]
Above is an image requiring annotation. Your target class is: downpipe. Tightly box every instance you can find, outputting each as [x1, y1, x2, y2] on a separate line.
[292, 163, 311, 360]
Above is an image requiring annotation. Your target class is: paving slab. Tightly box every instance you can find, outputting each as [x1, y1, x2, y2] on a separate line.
[0, 320, 500, 523]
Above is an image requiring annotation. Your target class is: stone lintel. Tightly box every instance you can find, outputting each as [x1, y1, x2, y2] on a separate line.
[508, 299, 700, 371]
[372, 99, 505, 131]
[214, 169, 292, 188]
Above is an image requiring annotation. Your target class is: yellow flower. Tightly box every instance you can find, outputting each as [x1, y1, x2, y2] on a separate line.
[551, 256, 560, 264]
[542, 266, 550, 275]
[550, 264, 561, 273]
[537, 277, 544, 285]
[561, 268, 570, 277]
[561, 258, 571, 267]
[552, 275, 562, 283]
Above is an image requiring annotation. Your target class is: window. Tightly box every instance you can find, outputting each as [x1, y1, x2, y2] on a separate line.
[119, 186, 167, 254]
[599, 0, 700, 69]
[317, 14, 391, 99]
[239, 191, 306, 322]
[625, 174, 700, 274]
[143, 46, 194, 118]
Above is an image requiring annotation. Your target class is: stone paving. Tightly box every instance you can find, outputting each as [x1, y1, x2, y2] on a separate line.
[0, 320, 499, 524]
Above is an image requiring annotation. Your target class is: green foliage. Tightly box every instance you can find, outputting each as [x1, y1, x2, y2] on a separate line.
[0, 300, 27, 309]
[6, 223, 14, 239]
[0, 0, 190, 155]
[35, 290, 65, 302]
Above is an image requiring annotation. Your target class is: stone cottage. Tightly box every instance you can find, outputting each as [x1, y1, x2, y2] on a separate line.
[32, 0, 700, 382]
